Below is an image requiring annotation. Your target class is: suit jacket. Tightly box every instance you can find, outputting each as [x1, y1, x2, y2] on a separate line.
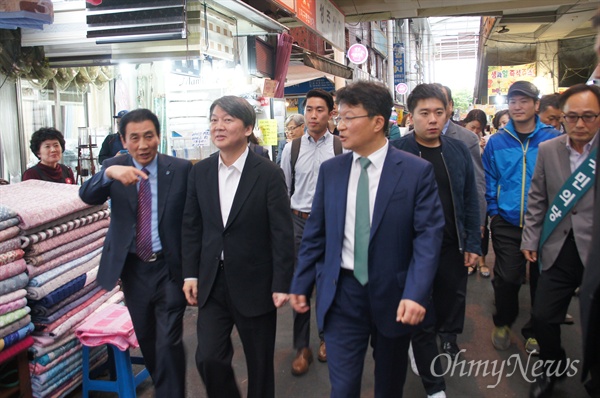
[79, 153, 192, 290]
[445, 122, 487, 225]
[290, 145, 445, 338]
[521, 135, 593, 270]
[181, 150, 294, 318]
[581, 134, 600, 379]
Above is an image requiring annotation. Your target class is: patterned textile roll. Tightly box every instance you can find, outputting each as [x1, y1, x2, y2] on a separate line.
[0, 335, 33, 365]
[0, 297, 27, 317]
[0, 249, 23, 266]
[0, 273, 28, 296]
[0, 259, 27, 282]
[0, 237, 20, 253]
[0, 218, 19, 232]
[0, 226, 19, 243]
[0, 322, 33, 352]
[0, 206, 17, 222]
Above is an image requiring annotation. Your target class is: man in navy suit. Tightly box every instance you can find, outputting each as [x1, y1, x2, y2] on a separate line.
[79, 109, 191, 397]
[290, 81, 445, 397]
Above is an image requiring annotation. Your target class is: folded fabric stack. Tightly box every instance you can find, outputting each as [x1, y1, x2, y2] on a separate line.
[0, 180, 124, 398]
[75, 303, 139, 351]
[0, 205, 33, 360]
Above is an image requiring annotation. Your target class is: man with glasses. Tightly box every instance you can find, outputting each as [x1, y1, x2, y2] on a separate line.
[522, 83, 600, 398]
[580, 9, 600, 397]
[280, 89, 342, 376]
[289, 80, 444, 397]
[483, 81, 559, 354]
[276, 114, 305, 165]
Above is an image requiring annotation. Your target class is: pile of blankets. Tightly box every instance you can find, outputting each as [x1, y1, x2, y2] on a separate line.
[0, 180, 124, 398]
[0, 205, 33, 364]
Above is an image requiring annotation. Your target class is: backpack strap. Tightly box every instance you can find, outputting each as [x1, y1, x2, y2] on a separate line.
[333, 135, 342, 156]
[290, 137, 302, 197]
[290, 135, 342, 197]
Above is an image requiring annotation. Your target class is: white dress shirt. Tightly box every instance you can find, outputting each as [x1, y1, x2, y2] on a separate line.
[218, 147, 249, 226]
[341, 141, 388, 270]
[566, 133, 597, 172]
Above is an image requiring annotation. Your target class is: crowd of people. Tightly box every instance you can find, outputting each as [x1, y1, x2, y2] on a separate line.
[12, 13, 600, 398]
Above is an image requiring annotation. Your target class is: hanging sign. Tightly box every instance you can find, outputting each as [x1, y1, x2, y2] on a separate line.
[347, 43, 368, 65]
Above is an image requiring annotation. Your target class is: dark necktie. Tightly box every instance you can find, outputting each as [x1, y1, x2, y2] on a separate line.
[354, 157, 371, 285]
[136, 168, 153, 261]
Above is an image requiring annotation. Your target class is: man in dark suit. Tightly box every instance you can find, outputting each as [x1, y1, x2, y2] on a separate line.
[290, 81, 444, 397]
[581, 9, 600, 397]
[79, 108, 191, 398]
[182, 96, 294, 398]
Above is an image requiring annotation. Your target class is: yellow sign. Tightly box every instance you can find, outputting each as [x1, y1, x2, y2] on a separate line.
[258, 119, 279, 146]
[488, 63, 536, 98]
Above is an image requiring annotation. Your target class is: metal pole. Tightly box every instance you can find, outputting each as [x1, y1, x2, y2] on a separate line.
[387, 20, 395, 98]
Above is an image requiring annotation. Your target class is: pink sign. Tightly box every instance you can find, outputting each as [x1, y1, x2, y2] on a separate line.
[395, 83, 408, 95]
[347, 44, 368, 65]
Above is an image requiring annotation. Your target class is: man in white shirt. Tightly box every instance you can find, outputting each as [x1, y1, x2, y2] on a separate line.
[182, 96, 294, 398]
[290, 81, 444, 397]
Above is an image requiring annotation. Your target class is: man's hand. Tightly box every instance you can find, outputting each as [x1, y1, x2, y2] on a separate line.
[105, 165, 148, 186]
[396, 299, 426, 325]
[272, 293, 289, 308]
[182, 280, 198, 306]
[289, 294, 310, 313]
[522, 249, 537, 263]
[464, 252, 479, 267]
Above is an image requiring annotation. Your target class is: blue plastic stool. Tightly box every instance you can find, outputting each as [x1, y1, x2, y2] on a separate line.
[81, 344, 150, 398]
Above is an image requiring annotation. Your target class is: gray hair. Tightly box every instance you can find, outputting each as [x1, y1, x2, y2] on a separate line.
[285, 114, 305, 127]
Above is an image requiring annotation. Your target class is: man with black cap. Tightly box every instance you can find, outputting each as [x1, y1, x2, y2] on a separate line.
[98, 109, 128, 165]
[482, 80, 559, 354]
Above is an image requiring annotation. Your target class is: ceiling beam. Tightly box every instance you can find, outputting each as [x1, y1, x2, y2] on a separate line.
[535, 7, 598, 40]
[336, 0, 594, 22]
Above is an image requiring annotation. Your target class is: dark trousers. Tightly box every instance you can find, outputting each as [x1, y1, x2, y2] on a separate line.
[533, 232, 584, 372]
[120, 256, 187, 398]
[196, 267, 277, 398]
[490, 215, 539, 334]
[292, 213, 311, 349]
[435, 244, 468, 343]
[412, 244, 464, 395]
[481, 216, 490, 257]
[324, 271, 410, 398]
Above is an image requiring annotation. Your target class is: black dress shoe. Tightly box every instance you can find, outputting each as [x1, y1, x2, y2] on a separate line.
[442, 342, 460, 359]
[529, 374, 555, 398]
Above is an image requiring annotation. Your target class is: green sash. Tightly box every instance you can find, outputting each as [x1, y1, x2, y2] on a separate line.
[538, 147, 597, 268]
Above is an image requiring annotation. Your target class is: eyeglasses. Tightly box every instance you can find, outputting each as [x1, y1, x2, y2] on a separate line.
[285, 124, 303, 132]
[333, 114, 371, 126]
[562, 113, 600, 124]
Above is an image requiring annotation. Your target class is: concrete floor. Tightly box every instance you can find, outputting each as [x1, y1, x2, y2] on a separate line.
[70, 251, 589, 398]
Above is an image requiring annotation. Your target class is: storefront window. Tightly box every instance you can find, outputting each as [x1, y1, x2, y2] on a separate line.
[19, 79, 111, 179]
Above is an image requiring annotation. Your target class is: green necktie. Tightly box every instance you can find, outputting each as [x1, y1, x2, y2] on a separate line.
[354, 157, 371, 285]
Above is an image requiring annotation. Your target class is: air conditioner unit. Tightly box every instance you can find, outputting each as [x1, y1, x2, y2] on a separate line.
[324, 41, 333, 54]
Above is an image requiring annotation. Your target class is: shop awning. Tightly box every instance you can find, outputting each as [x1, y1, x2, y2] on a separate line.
[286, 49, 353, 87]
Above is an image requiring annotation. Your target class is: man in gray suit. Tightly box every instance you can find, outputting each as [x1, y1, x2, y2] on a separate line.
[521, 83, 600, 398]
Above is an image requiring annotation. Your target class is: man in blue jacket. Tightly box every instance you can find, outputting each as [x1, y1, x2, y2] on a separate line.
[482, 81, 559, 353]
[392, 83, 481, 398]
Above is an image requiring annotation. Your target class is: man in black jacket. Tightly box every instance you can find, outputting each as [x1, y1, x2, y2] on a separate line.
[392, 83, 480, 398]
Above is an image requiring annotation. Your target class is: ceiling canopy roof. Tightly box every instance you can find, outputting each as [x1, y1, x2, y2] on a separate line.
[333, 0, 597, 44]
